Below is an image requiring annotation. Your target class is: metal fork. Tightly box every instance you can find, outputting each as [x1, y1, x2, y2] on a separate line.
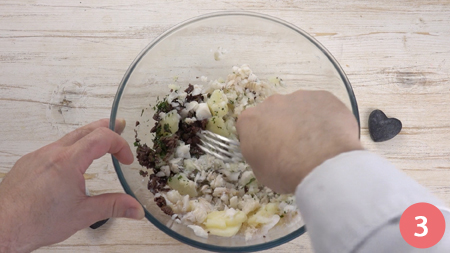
[197, 130, 244, 163]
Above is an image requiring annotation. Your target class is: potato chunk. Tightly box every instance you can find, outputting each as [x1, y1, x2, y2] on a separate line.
[206, 116, 229, 137]
[167, 174, 198, 197]
[247, 203, 280, 227]
[203, 209, 247, 237]
[160, 110, 180, 134]
[207, 90, 229, 117]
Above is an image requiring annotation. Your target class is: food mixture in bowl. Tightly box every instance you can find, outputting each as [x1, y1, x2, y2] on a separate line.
[134, 65, 299, 240]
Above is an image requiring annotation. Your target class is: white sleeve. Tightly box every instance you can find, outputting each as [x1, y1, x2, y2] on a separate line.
[295, 150, 450, 253]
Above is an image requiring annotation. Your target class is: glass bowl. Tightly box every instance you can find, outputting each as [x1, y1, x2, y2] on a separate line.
[110, 11, 359, 252]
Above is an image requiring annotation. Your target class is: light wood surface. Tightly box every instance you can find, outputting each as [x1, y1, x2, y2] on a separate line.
[1, 1, 450, 252]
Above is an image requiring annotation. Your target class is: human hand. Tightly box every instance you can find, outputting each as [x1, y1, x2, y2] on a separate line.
[0, 119, 144, 253]
[236, 90, 362, 194]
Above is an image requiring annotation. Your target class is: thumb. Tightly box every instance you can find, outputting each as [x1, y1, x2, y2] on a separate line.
[83, 193, 145, 224]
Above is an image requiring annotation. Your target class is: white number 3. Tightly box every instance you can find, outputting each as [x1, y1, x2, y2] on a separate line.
[415, 216, 428, 237]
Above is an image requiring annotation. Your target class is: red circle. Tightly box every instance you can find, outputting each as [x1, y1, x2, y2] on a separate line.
[399, 202, 446, 248]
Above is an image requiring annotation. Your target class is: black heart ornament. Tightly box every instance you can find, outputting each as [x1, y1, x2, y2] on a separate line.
[90, 218, 109, 229]
[368, 110, 402, 142]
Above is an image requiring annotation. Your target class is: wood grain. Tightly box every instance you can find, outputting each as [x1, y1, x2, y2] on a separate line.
[1, 0, 450, 252]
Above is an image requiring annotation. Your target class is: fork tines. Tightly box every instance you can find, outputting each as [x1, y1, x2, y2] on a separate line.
[197, 130, 244, 163]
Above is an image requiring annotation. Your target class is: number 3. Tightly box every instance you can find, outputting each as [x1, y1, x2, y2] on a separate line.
[415, 216, 428, 237]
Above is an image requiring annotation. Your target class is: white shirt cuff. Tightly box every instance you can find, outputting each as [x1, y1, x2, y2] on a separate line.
[295, 150, 444, 253]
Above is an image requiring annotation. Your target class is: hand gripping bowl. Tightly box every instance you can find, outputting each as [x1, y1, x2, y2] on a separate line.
[110, 11, 359, 252]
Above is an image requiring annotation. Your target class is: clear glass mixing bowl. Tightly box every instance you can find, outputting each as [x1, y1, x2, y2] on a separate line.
[110, 11, 359, 252]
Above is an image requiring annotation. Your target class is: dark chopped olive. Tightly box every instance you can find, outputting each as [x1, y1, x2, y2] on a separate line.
[136, 144, 156, 169]
[160, 187, 170, 192]
[176, 119, 208, 157]
[200, 119, 208, 129]
[187, 110, 195, 119]
[198, 179, 210, 187]
[161, 206, 174, 216]
[147, 174, 168, 195]
[368, 109, 402, 142]
[135, 121, 140, 127]
[155, 135, 179, 160]
[154, 196, 167, 208]
[185, 84, 194, 94]
[184, 84, 204, 103]
[154, 192, 173, 217]
[139, 170, 148, 177]
[150, 123, 158, 133]
[186, 93, 203, 103]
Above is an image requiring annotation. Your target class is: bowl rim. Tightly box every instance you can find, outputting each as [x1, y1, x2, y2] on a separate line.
[110, 10, 359, 252]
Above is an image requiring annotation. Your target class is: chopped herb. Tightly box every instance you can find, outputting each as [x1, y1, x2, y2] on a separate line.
[133, 141, 139, 147]
[141, 109, 145, 116]
[156, 99, 171, 113]
[280, 214, 284, 218]
[178, 175, 183, 180]
[163, 123, 171, 133]
[245, 178, 256, 186]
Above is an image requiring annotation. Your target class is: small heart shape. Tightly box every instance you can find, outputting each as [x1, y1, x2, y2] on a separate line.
[369, 109, 402, 142]
[90, 218, 109, 229]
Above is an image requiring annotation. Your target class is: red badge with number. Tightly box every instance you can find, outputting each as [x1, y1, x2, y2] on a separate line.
[399, 202, 446, 248]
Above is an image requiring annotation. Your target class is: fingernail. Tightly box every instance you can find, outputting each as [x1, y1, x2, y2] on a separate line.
[125, 207, 145, 220]
[116, 118, 126, 134]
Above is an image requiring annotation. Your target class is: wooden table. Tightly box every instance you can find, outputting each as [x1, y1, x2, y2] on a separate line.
[1, 1, 449, 252]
